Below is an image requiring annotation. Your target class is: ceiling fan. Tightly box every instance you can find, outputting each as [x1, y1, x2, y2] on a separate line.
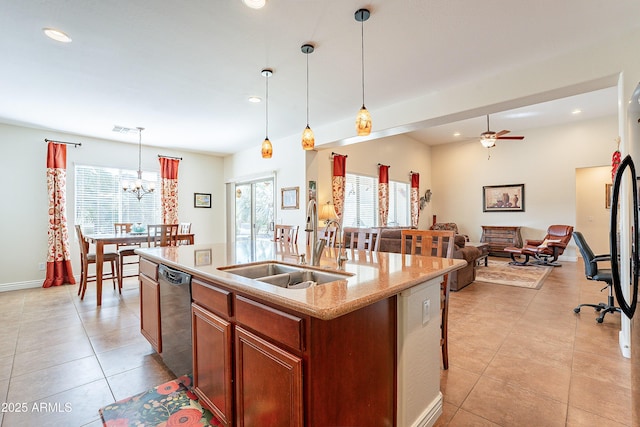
[480, 114, 524, 148]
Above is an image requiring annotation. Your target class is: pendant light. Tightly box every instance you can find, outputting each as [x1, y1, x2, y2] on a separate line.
[122, 127, 155, 200]
[301, 43, 315, 150]
[355, 8, 372, 136]
[261, 68, 273, 159]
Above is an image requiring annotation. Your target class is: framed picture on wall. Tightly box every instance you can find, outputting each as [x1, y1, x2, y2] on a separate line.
[281, 187, 299, 209]
[194, 193, 211, 208]
[482, 184, 524, 212]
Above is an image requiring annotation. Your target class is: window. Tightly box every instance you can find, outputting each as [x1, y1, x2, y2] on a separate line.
[75, 165, 161, 234]
[342, 173, 410, 227]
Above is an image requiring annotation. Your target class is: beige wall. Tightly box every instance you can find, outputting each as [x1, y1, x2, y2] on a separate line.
[313, 134, 433, 230]
[430, 115, 617, 260]
[0, 123, 225, 290]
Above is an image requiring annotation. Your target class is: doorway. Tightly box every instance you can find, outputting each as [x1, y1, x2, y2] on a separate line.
[234, 178, 275, 261]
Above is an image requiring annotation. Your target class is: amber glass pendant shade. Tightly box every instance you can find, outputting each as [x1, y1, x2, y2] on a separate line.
[356, 105, 372, 136]
[261, 137, 272, 158]
[302, 125, 315, 150]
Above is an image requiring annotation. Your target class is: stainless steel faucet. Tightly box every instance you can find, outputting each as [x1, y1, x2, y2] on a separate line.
[305, 200, 325, 266]
[323, 219, 348, 269]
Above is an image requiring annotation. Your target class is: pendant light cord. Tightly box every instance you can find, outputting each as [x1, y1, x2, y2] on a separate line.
[265, 73, 269, 138]
[361, 15, 365, 106]
[137, 127, 143, 177]
[306, 53, 310, 125]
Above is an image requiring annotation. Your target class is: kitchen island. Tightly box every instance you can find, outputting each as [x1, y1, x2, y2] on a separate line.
[136, 242, 466, 427]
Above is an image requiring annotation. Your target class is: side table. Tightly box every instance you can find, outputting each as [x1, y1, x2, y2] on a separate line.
[467, 241, 489, 267]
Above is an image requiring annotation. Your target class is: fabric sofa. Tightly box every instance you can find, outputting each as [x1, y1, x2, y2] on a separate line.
[377, 228, 481, 291]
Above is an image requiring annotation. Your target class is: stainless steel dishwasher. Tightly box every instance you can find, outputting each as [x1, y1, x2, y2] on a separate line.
[158, 264, 192, 377]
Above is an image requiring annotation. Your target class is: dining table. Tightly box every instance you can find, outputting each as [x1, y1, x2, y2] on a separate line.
[84, 232, 195, 306]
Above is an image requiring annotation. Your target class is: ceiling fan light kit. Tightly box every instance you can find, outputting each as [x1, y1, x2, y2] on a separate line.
[479, 114, 524, 154]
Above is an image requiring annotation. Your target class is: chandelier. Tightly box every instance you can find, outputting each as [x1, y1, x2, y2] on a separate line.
[122, 127, 155, 200]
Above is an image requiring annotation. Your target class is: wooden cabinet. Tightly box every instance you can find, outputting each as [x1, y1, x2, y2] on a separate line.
[480, 225, 523, 256]
[235, 327, 303, 426]
[189, 275, 396, 426]
[139, 259, 161, 352]
[192, 304, 233, 427]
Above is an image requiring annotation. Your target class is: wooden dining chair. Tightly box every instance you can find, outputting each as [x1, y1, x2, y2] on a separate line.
[114, 223, 140, 280]
[178, 222, 192, 245]
[401, 229, 455, 370]
[147, 224, 179, 247]
[274, 225, 299, 245]
[319, 226, 338, 248]
[75, 225, 121, 300]
[344, 227, 380, 251]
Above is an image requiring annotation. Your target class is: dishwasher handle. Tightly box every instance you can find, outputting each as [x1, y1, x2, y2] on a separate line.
[158, 264, 191, 285]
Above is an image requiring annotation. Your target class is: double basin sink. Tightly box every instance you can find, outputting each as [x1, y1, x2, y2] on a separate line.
[219, 262, 352, 289]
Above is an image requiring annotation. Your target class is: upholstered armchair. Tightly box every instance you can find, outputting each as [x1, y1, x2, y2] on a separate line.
[429, 222, 469, 242]
[505, 224, 574, 266]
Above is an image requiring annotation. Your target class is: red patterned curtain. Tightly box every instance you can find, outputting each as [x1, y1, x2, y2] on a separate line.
[43, 142, 75, 288]
[331, 154, 347, 222]
[378, 164, 389, 226]
[410, 172, 420, 228]
[160, 157, 180, 224]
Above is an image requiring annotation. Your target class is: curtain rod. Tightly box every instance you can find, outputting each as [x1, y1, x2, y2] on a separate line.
[377, 163, 390, 167]
[331, 152, 347, 157]
[158, 154, 183, 160]
[44, 138, 81, 147]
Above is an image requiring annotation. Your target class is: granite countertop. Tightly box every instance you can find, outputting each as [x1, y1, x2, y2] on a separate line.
[136, 242, 466, 320]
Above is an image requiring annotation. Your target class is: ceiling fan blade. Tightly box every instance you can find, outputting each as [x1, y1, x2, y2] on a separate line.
[495, 130, 510, 137]
[497, 136, 525, 140]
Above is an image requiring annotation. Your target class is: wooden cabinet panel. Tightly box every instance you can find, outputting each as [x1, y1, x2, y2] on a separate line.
[480, 225, 523, 256]
[235, 295, 304, 352]
[192, 304, 233, 427]
[192, 278, 232, 318]
[139, 258, 158, 281]
[140, 274, 161, 352]
[235, 327, 303, 427]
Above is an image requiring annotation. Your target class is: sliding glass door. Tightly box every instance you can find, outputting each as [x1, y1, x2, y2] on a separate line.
[234, 178, 274, 262]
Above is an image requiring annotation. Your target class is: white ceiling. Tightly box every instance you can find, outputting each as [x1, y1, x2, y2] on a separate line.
[0, 1, 637, 155]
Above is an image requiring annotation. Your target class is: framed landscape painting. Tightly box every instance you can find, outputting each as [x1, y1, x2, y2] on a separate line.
[483, 184, 524, 212]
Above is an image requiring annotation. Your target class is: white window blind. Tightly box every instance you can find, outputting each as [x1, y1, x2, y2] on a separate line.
[75, 165, 161, 235]
[342, 173, 410, 227]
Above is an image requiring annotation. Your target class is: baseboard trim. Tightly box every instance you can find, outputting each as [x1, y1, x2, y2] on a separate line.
[0, 279, 46, 293]
[409, 392, 443, 427]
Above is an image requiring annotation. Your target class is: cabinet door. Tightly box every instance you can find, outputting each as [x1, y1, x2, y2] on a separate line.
[192, 304, 233, 427]
[140, 274, 161, 352]
[235, 327, 303, 427]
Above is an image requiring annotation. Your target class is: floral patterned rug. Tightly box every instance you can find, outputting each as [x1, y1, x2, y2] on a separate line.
[99, 375, 222, 426]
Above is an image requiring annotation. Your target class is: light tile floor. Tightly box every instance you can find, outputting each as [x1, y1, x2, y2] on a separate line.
[436, 257, 635, 427]
[0, 258, 635, 426]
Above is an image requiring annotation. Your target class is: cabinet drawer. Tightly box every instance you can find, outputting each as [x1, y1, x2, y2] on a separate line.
[192, 278, 232, 318]
[235, 295, 304, 352]
[140, 258, 158, 281]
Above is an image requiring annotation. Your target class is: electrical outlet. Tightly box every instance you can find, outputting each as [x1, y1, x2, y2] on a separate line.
[422, 299, 431, 325]
[38, 262, 46, 271]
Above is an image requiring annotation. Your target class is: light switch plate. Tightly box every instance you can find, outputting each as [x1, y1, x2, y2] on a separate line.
[422, 299, 430, 325]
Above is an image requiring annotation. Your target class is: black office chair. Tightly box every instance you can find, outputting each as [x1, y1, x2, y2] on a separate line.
[572, 231, 620, 323]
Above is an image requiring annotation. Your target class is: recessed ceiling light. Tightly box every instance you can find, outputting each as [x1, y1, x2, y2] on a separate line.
[248, 96, 262, 103]
[242, 0, 266, 9]
[572, 109, 582, 115]
[43, 27, 72, 43]
[453, 132, 461, 137]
